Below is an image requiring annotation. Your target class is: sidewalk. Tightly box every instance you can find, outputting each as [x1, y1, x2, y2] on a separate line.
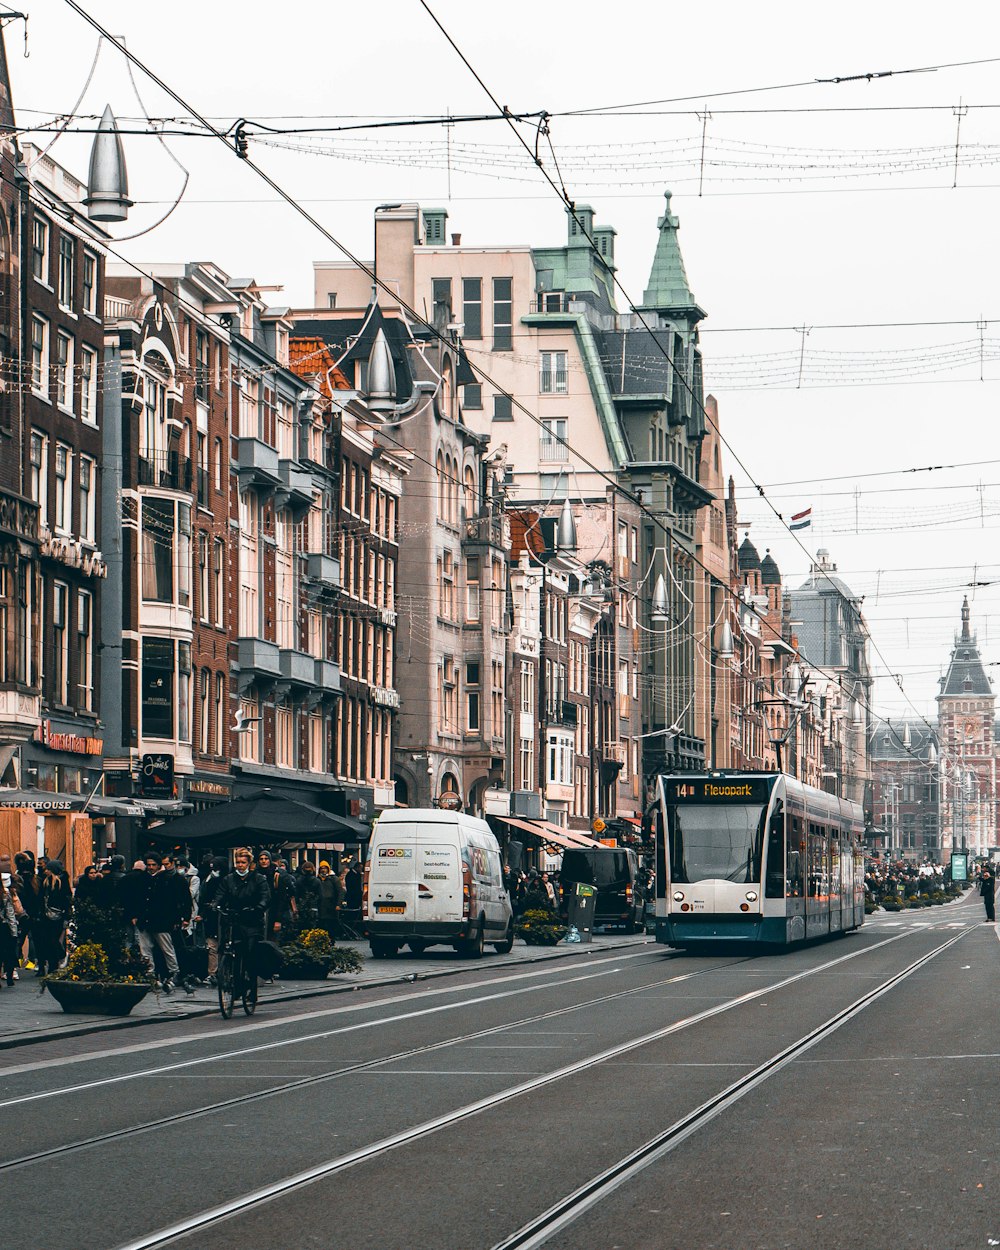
[0, 933, 652, 1051]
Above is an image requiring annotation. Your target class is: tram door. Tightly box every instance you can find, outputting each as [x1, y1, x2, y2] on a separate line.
[829, 826, 842, 932]
[806, 819, 831, 939]
[786, 804, 805, 941]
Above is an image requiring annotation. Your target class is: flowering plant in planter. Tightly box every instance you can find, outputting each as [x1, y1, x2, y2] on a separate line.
[280, 927, 363, 979]
[515, 909, 568, 946]
[44, 902, 155, 1015]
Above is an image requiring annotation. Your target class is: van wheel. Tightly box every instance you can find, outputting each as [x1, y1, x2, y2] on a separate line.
[408, 940, 427, 955]
[494, 918, 515, 954]
[370, 938, 397, 959]
[461, 919, 485, 959]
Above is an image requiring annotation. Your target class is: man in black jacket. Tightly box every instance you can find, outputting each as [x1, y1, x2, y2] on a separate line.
[217, 847, 269, 967]
[137, 852, 192, 992]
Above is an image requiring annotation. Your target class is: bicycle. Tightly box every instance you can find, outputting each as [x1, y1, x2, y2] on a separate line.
[216, 910, 260, 1019]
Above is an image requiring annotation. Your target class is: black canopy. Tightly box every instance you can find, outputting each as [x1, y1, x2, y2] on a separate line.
[148, 791, 369, 848]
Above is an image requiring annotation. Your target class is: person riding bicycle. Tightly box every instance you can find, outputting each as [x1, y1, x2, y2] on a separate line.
[215, 847, 269, 968]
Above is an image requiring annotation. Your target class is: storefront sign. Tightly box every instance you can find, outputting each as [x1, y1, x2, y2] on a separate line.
[140, 753, 174, 798]
[188, 777, 232, 798]
[35, 721, 103, 756]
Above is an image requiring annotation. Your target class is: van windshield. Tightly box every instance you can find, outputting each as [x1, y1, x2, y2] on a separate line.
[561, 849, 631, 890]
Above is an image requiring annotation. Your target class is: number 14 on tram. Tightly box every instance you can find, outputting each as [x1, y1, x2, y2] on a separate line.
[652, 772, 865, 948]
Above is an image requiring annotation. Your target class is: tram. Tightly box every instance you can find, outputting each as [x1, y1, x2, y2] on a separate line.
[651, 771, 865, 948]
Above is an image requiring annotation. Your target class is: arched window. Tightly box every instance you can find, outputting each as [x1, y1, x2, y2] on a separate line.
[441, 361, 453, 419]
[464, 463, 477, 521]
[436, 450, 446, 520]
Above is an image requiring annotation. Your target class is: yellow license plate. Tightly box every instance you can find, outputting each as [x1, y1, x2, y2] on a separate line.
[376, 903, 405, 913]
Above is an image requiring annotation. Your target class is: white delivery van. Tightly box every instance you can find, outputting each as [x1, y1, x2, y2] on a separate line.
[364, 809, 514, 958]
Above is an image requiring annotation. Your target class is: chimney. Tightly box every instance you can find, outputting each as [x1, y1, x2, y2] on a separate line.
[451, 233, 462, 246]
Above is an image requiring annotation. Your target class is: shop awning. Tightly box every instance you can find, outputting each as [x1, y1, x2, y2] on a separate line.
[0, 788, 85, 811]
[494, 816, 580, 850]
[535, 821, 605, 848]
[149, 790, 368, 847]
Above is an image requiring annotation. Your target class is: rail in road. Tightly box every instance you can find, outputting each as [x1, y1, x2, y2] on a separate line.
[2, 901, 994, 1250]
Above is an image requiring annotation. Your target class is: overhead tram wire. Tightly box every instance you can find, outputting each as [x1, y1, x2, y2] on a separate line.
[415, 0, 947, 740]
[62, 1, 910, 733]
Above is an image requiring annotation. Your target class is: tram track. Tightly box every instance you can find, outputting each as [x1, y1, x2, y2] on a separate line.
[0, 959, 708, 1174]
[89, 928, 922, 1250]
[491, 927, 973, 1249]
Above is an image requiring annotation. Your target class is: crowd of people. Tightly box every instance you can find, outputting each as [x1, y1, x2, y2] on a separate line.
[863, 858, 948, 903]
[0, 846, 366, 995]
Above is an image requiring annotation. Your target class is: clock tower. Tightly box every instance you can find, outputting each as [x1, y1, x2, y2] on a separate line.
[937, 597, 997, 856]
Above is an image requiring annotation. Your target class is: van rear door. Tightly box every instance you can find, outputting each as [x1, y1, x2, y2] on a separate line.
[417, 842, 462, 923]
[370, 838, 418, 919]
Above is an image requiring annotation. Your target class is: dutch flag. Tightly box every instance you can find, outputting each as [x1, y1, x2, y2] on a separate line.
[790, 507, 812, 532]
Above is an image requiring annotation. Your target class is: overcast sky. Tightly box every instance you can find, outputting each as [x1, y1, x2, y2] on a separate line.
[13, 0, 1000, 725]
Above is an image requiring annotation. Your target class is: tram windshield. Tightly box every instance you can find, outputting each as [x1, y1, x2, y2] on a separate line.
[667, 803, 767, 884]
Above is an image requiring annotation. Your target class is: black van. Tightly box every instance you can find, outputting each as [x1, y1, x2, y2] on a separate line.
[559, 846, 644, 933]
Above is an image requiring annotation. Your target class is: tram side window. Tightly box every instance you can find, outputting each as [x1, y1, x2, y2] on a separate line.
[830, 830, 841, 898]
[764, 800, 786, 898]
[808, 822, 829, 898]
[787, 812, 804, 898]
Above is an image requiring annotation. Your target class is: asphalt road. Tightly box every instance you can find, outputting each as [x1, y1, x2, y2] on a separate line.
[2, 895, 995, 1250]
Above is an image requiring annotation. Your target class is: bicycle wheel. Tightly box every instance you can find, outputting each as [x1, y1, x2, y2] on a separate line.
[241, 954, 258, 1017]
[217, 952, 235, 1019]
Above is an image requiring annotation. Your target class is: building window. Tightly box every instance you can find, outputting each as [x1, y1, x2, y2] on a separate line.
[275, 514, 296, 650]
[463, 383, 482, 410]
[432, 277, 452, 319]
[82, 251, 97, 316]
[520, 660, 534, 715]
[540, 418, 568, 461]
[31, 216, 48, 283]
[79, 455, 95, 542]
[466, 661, 481, 734]
[492, 277, 512, 351]
[58, 235, 75, 308]
[141, 497, 192, 606]
[539, 351, 568, 394]
[199, 668, 210, 755]
[52, 581, 69, 704]
[519, 738, 534, 790]
[55, 334, 73, 412]
[17, 560, 34, 686]
[54, 443, 72, 533]
[276, 704, 295, 769]
[213, 538, 225, 626]
[198, 532, 209, 622]
[141, 637, 175, 739]
[30, 431, 48, 518]
[465, 556, 481, 622]
[214, 437, 223, 492]
[80, 347, 97, 424]
[327, 292, 337, 309]
[493, 394, 513, 422]
[441, 656, 457, 734]
[238, 695, 260, 762]
[76, 589, 93, 711]
[178, 642, 191, 743]
[214, 671, 226, 756]
[462, 277, 482, 339]
[31, 316, 49, 395]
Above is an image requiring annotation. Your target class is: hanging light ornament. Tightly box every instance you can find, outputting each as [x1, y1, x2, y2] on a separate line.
[84, 105, 132, 222]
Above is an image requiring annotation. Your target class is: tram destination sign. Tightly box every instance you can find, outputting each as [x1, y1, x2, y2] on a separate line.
[667, 777, 773, 804]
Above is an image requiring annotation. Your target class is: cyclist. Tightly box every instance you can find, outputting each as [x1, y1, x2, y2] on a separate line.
[215, 846, 269, 975]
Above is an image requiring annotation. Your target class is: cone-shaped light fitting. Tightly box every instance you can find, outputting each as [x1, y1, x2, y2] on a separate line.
[555, 496, 577, 552]
[84, 105, 132, 222]
[651, 573, 668, 624]
[718, 619, 734, 660]
[366, 327, 395, 413]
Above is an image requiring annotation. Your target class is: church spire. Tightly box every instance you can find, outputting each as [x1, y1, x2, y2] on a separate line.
[961, 595, 971, 640]
[641, 191, 702, 314]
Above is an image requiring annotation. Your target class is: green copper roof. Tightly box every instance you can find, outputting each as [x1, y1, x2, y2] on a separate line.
[642, 191, 698, 312]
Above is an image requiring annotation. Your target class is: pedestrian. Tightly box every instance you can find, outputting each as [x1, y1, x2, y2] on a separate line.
[36, 858, 72, 976]
[317, 861, 343, 939]
[295, 860, 321, 933]
[95, 855, 127, 912]
[14, 852, 41, 969]
[137, 852, 192, 992]
[979, 863, 996, 922]
[0, 871, 24, 986]
[266, 857, 298, 944]
[198, 855, 229, 984]
[74, 865, 102, 908]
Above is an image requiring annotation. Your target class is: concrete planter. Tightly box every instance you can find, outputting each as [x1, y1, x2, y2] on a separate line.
[46, 981, 151, 1016]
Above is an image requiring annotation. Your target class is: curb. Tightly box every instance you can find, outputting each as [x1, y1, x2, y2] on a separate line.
[0, 935, 653, 1052]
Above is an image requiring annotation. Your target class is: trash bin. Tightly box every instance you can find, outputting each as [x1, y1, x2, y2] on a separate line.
[567, 882, 596, 943]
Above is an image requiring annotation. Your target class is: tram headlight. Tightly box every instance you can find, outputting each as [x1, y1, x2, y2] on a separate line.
[672, 891, 685, 902]
[745, 891, 758, 902]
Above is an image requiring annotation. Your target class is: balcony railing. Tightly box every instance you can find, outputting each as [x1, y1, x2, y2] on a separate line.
[138, 451, 192, 492]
